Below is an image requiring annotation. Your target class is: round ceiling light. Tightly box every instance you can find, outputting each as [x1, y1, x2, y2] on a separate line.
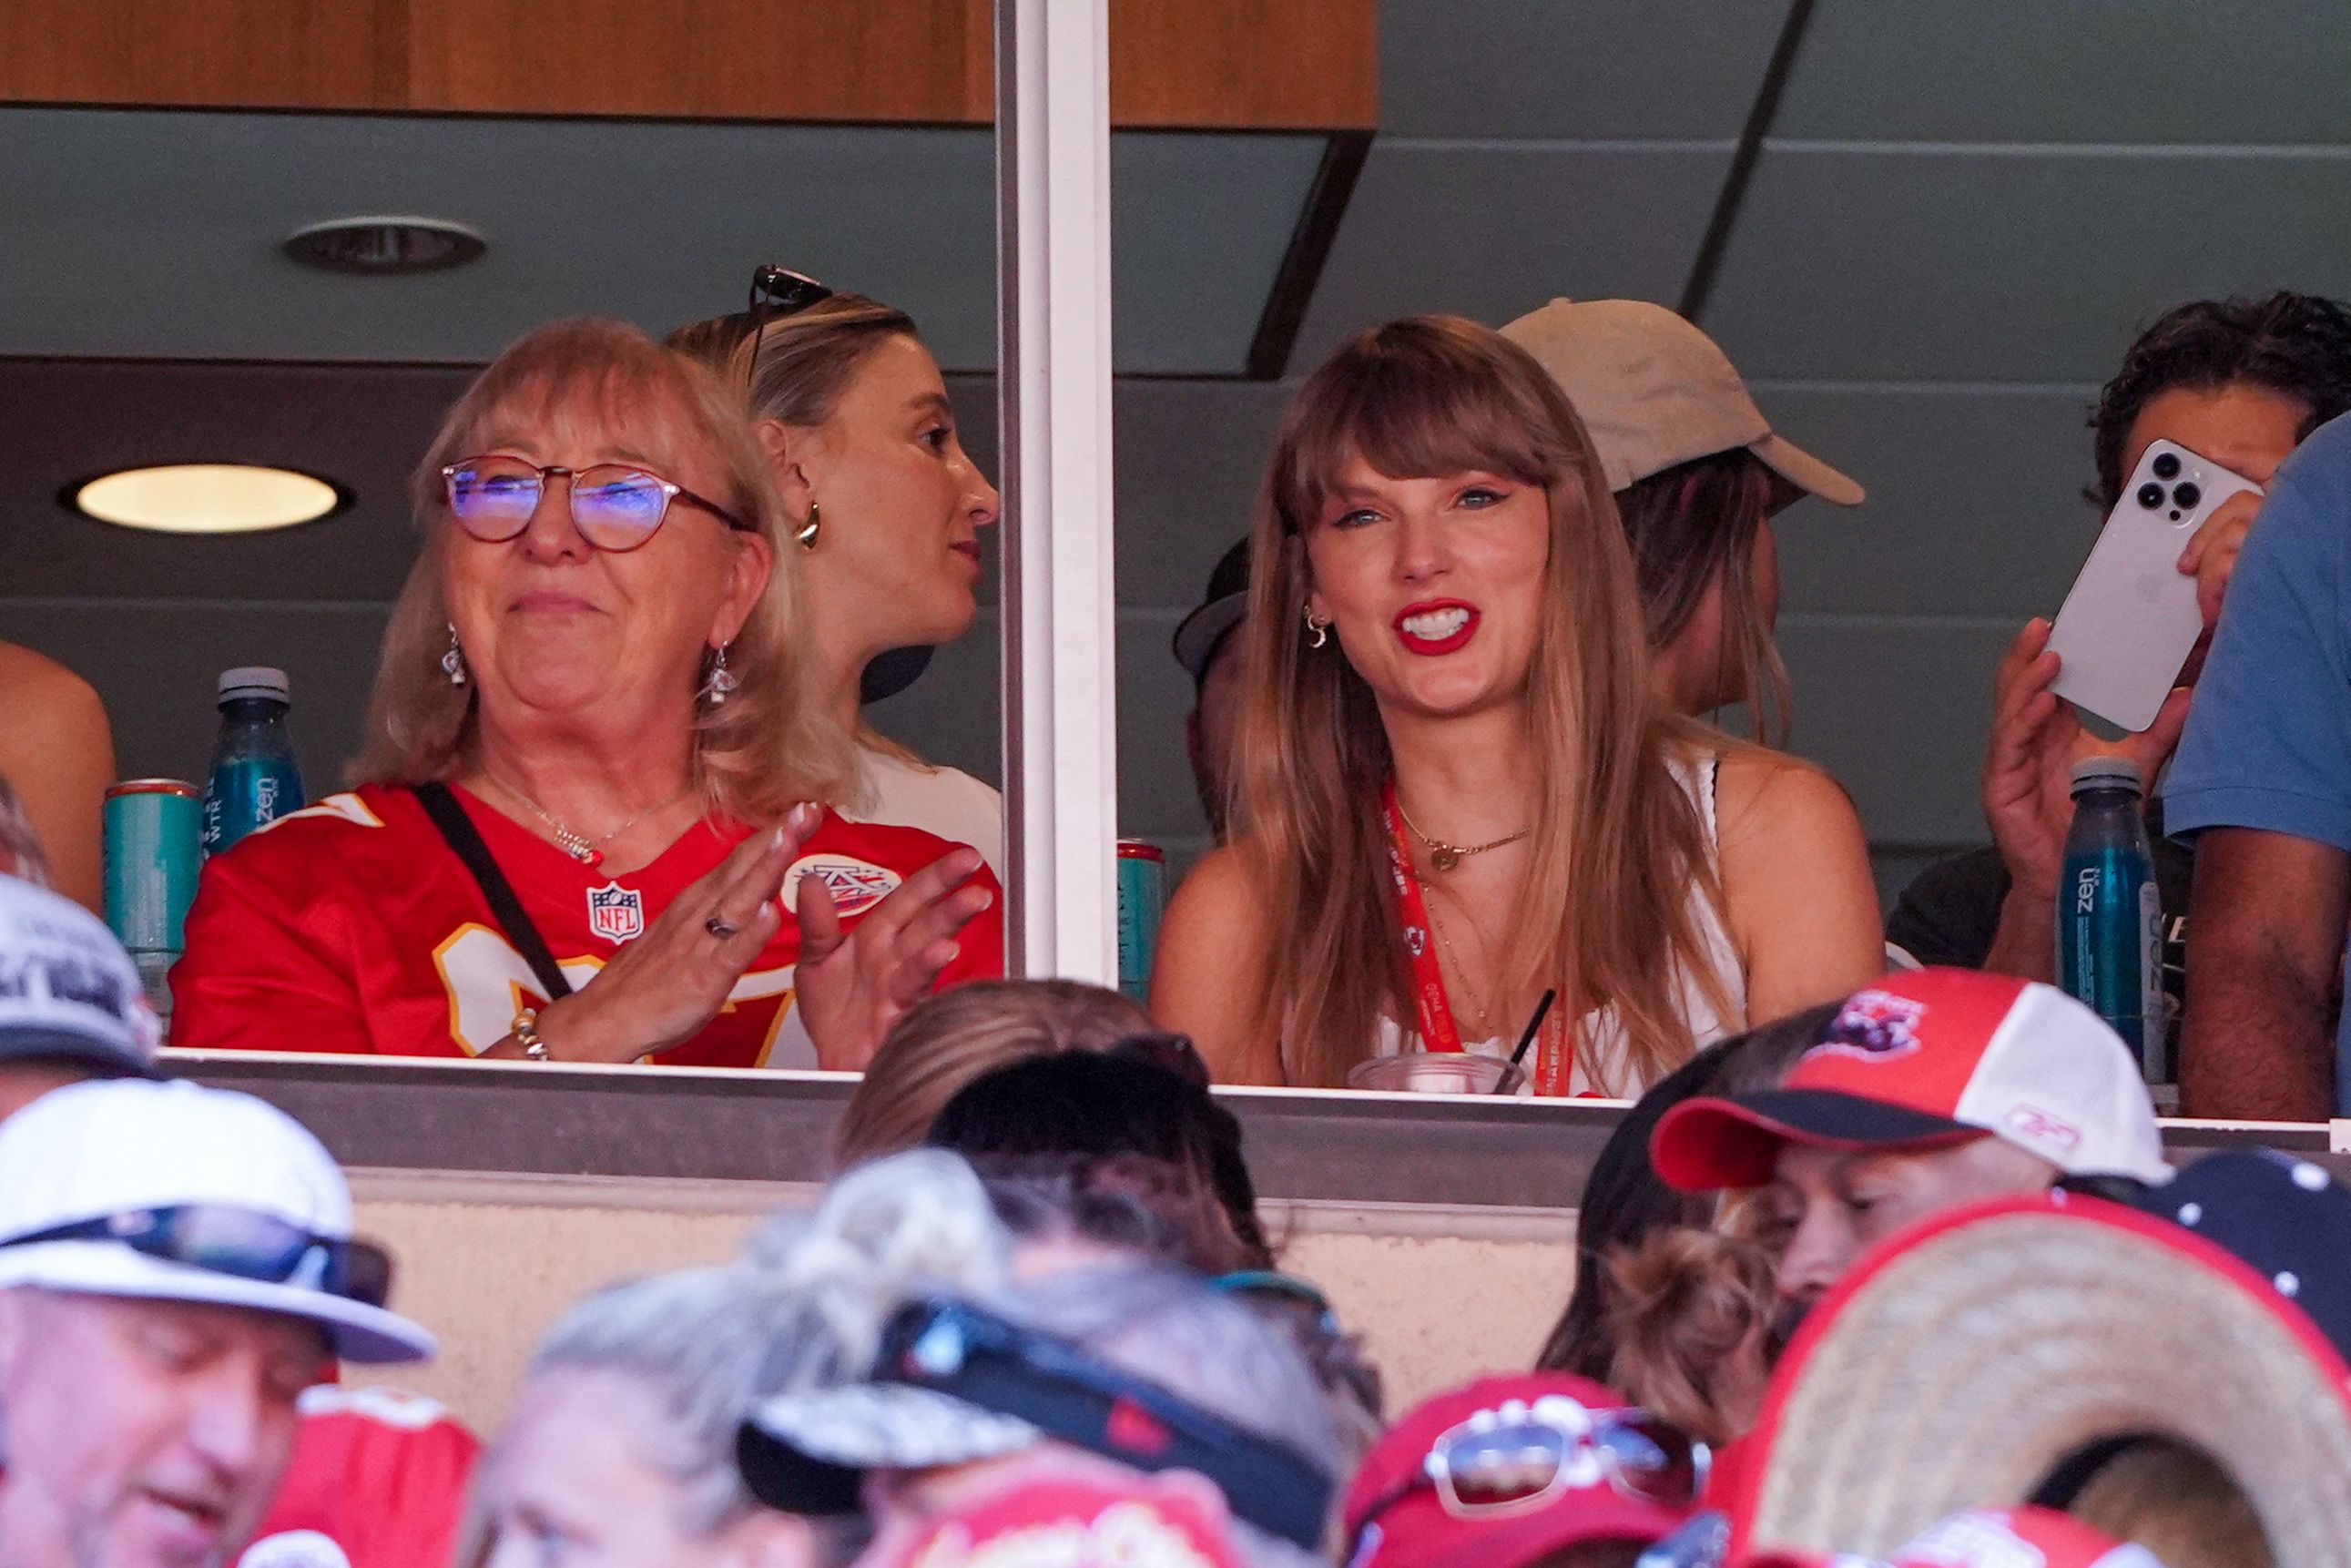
[283, 216, 486, 275]
[69, 464, 346, 535]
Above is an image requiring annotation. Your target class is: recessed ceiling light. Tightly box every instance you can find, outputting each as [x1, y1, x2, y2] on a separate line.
[283, 216, 486, 275]
[67, 464, 346, 535]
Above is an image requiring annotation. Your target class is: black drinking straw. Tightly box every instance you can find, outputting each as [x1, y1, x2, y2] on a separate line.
[1500, 987, 1559, 1090]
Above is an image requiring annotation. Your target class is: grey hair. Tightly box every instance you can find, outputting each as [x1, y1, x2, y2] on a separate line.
[0, 779, 50, 888]
[475, 1152, 1010, 1552]
[987, 1266, 1344, 1568]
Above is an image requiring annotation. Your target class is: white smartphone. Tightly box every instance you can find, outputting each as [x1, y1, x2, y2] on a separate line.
[2047, 438, 2263, 731]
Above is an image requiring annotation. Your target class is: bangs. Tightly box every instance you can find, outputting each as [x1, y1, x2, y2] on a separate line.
[1279, 320, 1561, 527]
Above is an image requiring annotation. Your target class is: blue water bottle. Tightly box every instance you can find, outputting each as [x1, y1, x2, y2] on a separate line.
[200, 667, 305, 858]
[2057, 756, 2163, 1083]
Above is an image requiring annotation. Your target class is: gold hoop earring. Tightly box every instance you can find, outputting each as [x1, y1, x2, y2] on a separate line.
[1303, 604, 1330, 650]
[796, 502, 820, 552]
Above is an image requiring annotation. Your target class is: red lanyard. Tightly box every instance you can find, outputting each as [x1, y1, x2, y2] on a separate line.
[1380, 782, 1571, 1093]
[1382, 781, 1461, 1055]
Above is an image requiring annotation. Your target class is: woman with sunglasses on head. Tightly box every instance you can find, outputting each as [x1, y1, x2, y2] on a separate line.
[1150, 316, 1881, 1094]
[671, 272, 1005, 871]
[170, 317, 1000, 1071]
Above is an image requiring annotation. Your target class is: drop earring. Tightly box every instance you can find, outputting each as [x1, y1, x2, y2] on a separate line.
[1303, 605, 1330, 650]
[702, 643, 738, 706]
[796, 502, 821, 551]
[441, 623, 468, 686]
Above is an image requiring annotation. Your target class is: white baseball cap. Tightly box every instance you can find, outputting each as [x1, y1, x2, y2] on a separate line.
[1500, 297, 1865, 507]
[1654, 968, 2170, 1190]
[0, 872, 162, 1078]
[0, 1079, 433, 1362]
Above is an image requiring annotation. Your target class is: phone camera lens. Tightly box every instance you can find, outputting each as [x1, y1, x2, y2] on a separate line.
[2153, 452, 2182, 481]
[2173, 482, 2202, 510]
[2137, 482, 2167, 509]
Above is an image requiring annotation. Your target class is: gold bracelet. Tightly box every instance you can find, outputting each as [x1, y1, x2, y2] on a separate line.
[513, 1007, 552, 1063]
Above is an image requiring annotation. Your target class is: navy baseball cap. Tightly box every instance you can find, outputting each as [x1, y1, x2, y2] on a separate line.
[2131, 1147, 2351, 1364]
[1173, 541, 1251, 684]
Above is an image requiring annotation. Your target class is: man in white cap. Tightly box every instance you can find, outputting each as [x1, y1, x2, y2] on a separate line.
[0, 1079, 433, 1567]
[0, 872, 163, 1123]
[1650, 967, 2168, 1309]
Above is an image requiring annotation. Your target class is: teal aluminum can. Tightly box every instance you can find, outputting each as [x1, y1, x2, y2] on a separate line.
[1116, 840, 1165, 1003]
[105, 779, 201, 956]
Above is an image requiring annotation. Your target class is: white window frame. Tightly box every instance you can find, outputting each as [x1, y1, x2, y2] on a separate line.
[994, 0, 1119, 984]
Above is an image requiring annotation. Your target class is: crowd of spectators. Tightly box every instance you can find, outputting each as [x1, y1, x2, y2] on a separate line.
[9, 269, 2351, 1565]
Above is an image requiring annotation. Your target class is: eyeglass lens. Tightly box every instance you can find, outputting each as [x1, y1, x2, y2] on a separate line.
[446, 458, 673, 552]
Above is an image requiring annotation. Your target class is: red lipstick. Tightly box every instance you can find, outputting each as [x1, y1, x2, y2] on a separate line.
[1393, 599, 1480, 656]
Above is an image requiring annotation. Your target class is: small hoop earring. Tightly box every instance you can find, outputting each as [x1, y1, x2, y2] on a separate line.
[701, 643, 739, 707]
[441, 623, 468, 686]
[796, 502, 821, 552]
[1303, 605, 1330, 651]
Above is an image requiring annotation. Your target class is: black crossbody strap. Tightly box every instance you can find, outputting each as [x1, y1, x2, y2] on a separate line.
[412, 781, 574, 1000]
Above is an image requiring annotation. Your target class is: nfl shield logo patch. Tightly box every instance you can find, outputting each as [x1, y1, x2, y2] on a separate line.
[586, 881, 645, 944]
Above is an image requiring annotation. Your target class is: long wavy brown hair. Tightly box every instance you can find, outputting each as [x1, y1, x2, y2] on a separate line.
[1229, 315, 1735, 1090]
[352, 316, 854, 820]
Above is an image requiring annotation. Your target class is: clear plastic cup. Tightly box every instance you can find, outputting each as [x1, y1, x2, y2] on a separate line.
[1347, 1053, 1524, 1095]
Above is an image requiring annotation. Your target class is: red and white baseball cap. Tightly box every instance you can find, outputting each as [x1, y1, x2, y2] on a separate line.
[1652, 969, 2168, 1191]
[1341, 1374, 1695, 1568]
[1742, 1505, 2167, 1568]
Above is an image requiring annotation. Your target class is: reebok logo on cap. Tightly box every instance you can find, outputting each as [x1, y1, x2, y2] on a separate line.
[1651, 969, 2168, 1193]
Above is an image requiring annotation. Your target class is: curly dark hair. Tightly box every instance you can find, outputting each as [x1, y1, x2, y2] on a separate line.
[2090, 291, 2351, 508]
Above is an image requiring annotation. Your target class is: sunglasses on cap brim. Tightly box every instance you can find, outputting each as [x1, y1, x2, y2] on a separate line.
[1348, 1396, 1708, 1555]
[876, 1295, 1335, 1553]
[0, 1204, 390, 1308]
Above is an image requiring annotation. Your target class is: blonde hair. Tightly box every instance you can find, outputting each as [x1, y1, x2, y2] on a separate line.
[1599, 1227, 1777, 1448]
[352, 316, 854, 819]
[1231, 315, 1735, 1089]
[830, 979, 1155, 1170]
[668, 291, 918, 435]
[670, 294, 934, 769]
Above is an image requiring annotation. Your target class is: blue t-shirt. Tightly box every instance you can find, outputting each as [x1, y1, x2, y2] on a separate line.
[2167, 409, 2351, 1105]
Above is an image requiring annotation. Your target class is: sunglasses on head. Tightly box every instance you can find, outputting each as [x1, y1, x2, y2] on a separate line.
[1349, 1395, 1706, 1552]
[0, 1204, 387, 1308]
[743, 264, 837, 386]
[442, 455, 749, 552]
[878, 1294, 1335, 1553]
[1103, 1032, 1212, 1090]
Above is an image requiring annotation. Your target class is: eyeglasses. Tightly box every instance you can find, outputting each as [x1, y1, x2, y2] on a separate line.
[879, 1295, 1335, 1553]
[442, 455, 749, 552]
[0, 1204, 375, 1304]
[1349, 1396, 1706, 1550]
[744, 264, 837, 387]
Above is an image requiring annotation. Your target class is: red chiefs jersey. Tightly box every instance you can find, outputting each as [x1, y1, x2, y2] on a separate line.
[169, 782, 1003, 1068]
[238, 1386, 479, 1568]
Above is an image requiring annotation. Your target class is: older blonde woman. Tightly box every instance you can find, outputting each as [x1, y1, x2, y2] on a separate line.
[171, 318, 1000, 1070]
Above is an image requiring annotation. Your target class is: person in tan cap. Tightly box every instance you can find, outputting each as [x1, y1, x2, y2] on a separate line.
[1501, 299, 1863, 743]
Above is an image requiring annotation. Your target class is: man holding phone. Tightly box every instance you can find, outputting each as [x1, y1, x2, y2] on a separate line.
[2171, 408, 2351, 1121]
[1888, 294, 2351, 1066]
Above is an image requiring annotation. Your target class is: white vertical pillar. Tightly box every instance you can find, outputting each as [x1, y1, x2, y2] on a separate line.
[995, 0, 1119, 983]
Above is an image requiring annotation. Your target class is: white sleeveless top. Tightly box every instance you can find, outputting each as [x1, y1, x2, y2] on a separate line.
[1372, 752, 1746, 1098]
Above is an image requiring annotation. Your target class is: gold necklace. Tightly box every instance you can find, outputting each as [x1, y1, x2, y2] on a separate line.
[1394, 796, 1530, 873]
[1422, 895, 1499, 1042]
[483, 775, 693, 869]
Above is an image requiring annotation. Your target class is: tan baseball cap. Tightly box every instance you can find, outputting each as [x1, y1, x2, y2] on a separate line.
[1501, 298, 1864, 507]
